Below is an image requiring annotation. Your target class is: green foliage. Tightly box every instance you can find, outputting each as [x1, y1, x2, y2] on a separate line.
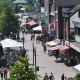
[13, 4, 20, 13]
[25, 5, 32, 12]
[7, 55, 38, 80]
[0, 1, 19, 36]
[67, 77, 75, 80]
[0, 13, 19, 36]
[75, 73, 80, 80]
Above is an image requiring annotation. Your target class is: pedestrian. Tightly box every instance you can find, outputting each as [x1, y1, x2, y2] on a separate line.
[31, 35, 33, 41]
[64, 76, 67, 80]
[1, 66, 4, 80]
[49, 72, 55, 80]
[61, 74, 65, 80]
[43, 44, 47, 53]
[43, 73, 49, 80]
[3, 67, 8, 79]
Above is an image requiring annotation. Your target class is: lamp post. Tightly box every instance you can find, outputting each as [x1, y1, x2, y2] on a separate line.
[33, 42, 34, 66]
[34, 48, 37, 71]
[22, 31, 24, 50]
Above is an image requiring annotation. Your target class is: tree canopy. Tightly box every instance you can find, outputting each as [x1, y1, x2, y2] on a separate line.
[0, 1, 19, 36]
[7, 55, 38, 80]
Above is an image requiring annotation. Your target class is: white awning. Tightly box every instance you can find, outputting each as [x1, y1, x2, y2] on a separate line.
[50, 11, 55, 16]
[49, 45, 62, 51]
[0, 38, 23, 48]
[22, 15, 29, 19]
[46, 39, 60, 47]
[32, 25, 42, 31]
[74, 64, 80, 72]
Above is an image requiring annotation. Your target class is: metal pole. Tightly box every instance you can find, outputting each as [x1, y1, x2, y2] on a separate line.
[34, 49, 37, 71]
[23, 35, 24, 50]
[33, 43, 34, 66]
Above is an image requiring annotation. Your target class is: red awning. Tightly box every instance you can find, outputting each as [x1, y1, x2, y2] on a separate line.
[58, 45, 69, 51]
[20, 20, 37, 26]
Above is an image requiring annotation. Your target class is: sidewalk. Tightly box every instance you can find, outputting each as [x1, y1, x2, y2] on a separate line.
[23, 33, 78, 80]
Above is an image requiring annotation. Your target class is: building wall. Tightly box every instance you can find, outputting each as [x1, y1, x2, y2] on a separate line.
[70, 12, 78, 35]
[44, 0, 49, 31]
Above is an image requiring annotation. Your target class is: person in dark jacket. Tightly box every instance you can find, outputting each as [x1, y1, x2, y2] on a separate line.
[61, 74, 65, 80]
[49, 73, 55, 80]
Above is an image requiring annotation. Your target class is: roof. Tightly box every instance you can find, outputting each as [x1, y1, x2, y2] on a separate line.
[69, 4, 80, 17]
[54, 0, 80, 6]
[13, 0, 27, 4]
[70, 42, 80, 53]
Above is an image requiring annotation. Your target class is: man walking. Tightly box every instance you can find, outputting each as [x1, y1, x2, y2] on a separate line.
[49, 73, 55, 80]
[43, 73, 49, 80]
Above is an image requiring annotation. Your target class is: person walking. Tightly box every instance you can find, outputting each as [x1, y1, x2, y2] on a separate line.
[3, 67, 8, 79]
[49, 72, 55, 80]
[1, 66, 4, 80]
[43, 73, 49, 80]
[61, 74, 65, 80]
[43, 44, 47, 53]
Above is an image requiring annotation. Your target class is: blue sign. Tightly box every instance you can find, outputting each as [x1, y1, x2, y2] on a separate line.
[50, 29, 56, 36]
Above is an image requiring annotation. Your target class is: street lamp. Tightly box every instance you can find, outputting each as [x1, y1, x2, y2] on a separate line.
[34, 48, 37, 71]
[33, 42, 34, 66]
[34, 47, 39, 72]
[32, 44, 39, 72]
[22, 30, 25, 50]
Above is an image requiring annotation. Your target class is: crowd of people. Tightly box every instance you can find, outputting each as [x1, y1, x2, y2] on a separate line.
[43, 73, 67, 80]
[0, 66, 9, 80]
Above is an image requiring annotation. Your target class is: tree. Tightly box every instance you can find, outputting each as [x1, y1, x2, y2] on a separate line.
[0, 3, 19, 36]
[25, 5, 32, 12]
[13, 4, 20, 13]
[7, 55, 38, 80]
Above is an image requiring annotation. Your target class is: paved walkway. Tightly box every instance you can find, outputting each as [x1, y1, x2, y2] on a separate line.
[22, 33, 78, 80]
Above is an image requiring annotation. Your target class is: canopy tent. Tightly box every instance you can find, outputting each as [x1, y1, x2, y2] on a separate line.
[46, 39, 60, 47]
[28, 20, 37, 26]
[58, 45, 70, 51]
[74, 64, 80, 72]
[46, 41, 58, 47]
[20, 20, 38, 26]
[22, 15, 29, 19]
[49, 45, 62, 51]
[32, 25, 42, 31]
[0, 38, 23, 48]
[13, 0, 27, 4]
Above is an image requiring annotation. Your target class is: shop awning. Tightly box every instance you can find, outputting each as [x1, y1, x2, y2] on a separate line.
[74, 64, 80, 72]
[46, 41, 57, 47]
[49, 45, 62, 51]
[70, 42, 80, 53]
[28, 20, 37, 26]
[58, 45, 70, 51]
[20, 20, 38, 26]
[32, 25, 42, 31]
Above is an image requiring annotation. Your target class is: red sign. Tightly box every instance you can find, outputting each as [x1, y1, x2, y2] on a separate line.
[50, 24, 54, 29]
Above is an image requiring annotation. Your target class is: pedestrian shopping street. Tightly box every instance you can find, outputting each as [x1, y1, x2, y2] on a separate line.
[21, 32, 78, 80]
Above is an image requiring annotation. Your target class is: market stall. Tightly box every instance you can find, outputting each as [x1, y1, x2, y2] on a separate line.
[46, 39, 60, 47]
[58, 45, 70, 62]
[48, 45, 62, 56]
